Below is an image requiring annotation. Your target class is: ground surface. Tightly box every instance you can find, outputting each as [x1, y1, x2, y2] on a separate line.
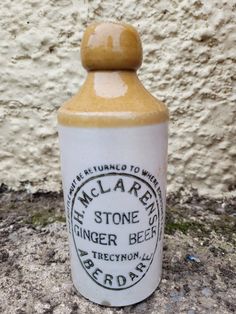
[0, 186, 235, 314]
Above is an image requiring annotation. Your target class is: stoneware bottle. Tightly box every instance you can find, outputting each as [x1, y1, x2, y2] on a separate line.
[58, 21, 169, 307]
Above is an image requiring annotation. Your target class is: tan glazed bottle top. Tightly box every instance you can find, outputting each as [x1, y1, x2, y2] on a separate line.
[81, 22, 142, 71]
[58, 22, 169, 127]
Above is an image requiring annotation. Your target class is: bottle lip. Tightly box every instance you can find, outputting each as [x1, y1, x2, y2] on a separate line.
[80, 21, 143, 71]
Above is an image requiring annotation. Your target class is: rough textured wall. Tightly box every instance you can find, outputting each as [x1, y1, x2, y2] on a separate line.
[0, 0, 235, 195]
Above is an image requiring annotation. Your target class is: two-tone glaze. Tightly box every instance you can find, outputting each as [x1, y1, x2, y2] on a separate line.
[58, 22, 169, 307]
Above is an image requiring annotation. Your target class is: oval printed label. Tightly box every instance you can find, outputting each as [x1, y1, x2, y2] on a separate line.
[70, 167, 163, 290]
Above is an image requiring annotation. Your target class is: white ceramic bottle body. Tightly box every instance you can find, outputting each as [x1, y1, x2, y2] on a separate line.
[58, 122, 168, 306]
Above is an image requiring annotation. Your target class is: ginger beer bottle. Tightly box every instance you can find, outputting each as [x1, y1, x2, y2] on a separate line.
[58, 22, 169, 306]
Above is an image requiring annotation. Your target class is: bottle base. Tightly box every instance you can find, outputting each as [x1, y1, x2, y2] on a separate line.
[72, 277, 161, 307]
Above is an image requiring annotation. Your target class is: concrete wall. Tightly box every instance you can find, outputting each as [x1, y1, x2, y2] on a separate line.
[0, 0, 235, 196]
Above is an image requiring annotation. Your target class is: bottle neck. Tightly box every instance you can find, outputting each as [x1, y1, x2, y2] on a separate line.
[81, 70, 143, 99]
[58, 69, 169, 127]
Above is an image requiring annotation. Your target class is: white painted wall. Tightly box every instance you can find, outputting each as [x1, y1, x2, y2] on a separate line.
[0, 0, 235, 195]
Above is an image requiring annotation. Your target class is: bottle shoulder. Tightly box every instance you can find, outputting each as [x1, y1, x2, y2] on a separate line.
[58, 72, 169, 127]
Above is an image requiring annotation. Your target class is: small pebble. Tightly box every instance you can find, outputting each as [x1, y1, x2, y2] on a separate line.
[202, 287, 213, 297]
[215, 207, 225, 214]
[185, 254, 201, 263]
[0, 249, 9, 262]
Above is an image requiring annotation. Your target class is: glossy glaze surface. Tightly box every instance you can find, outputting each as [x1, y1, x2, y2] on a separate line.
[81, 22, 142, 71]
[58, 71, 169, 127]
[58, 22, 169, 127]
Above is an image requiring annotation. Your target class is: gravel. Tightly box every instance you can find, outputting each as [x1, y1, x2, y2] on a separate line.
[0, 188, 235, 313]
